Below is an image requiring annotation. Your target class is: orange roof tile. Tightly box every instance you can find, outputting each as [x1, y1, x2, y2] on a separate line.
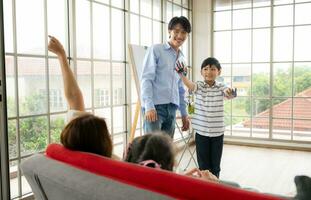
[243, 88, 311, 131]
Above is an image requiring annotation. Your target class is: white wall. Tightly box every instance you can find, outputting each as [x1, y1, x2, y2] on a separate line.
[192, 0, 213, 81]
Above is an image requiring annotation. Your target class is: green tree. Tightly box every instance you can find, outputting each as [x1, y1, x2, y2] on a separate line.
[50, 117, 65, 143]
[20, 116, 48, 155]
[245, 65, 311, 117]
[7, 96, 16, 117]
[8, 120, 17, 159]
[245, 73, 270, 115]
[294, 66, 311, 94]
[7, 92, 66, 158]
[273, 68, 292, 97]
[20, 92, 47, 115]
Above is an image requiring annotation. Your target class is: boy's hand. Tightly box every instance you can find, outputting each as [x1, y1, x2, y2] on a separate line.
[224, 88, 232, 96]
[48, 35, 65, 57]
[175, 60, 187, 76]
[145, 109, 158, 122]
[224, 88, 237, 98]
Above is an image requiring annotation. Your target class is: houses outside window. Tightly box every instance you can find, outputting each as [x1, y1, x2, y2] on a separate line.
[95, 88, 109, 107]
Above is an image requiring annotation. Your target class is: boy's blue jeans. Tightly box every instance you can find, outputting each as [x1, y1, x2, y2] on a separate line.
[142, 103, 177, 138]
[195, 133, 224, 178]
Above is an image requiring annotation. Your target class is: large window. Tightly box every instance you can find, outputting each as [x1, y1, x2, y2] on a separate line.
[3, 0, 192, 199]
[213, 0, 311, 141]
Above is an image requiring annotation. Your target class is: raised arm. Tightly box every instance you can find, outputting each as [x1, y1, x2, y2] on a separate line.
[178, 74, 196, 91]
[48, 36, 85, 111]
[175, 61, 196, 91]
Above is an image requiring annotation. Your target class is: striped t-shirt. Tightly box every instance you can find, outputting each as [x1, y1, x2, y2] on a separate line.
[191, 81, 228, 137]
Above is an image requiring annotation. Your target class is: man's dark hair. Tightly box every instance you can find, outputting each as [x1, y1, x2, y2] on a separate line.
[168, 16, 191, 33]
[201, 57, 221, 70]
[124, 133, 175, 171]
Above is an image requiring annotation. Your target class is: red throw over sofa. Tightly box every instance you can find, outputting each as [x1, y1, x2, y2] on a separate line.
[21, 143, 284, 200]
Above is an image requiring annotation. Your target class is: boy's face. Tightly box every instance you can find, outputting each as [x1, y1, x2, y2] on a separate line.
[168, 24, 188, 49]
[201, 65, 221, 82]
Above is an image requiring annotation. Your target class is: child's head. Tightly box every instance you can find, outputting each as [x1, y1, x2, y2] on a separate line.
[124, 132, 175, 171]
[61, 114, 113, 157]
[200, 57, 222, 82]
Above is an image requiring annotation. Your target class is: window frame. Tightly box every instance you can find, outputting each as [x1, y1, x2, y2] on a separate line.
[212, 0, 311, 142]
[3, 0, 193, 199]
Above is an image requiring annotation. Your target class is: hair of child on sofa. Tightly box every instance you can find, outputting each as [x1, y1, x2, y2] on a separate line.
[124, 132, 175, 171]
[61, 114, 113, 157]
[124, 132, 219, 183]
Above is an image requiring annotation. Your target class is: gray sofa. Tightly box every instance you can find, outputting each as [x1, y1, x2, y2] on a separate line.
[20, 143, 283, 200]
[21, 154, 171, 200]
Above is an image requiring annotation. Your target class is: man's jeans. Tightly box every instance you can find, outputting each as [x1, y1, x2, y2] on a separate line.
[142, 103, 177, 138]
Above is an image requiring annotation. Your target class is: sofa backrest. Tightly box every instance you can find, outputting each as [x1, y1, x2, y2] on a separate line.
[21, 154, 172, 200]
[21, 143, 283, 200]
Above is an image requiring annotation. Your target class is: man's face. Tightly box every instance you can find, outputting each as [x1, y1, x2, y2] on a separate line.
[168, 24, 188, 49]
[201, 65, 221, 82]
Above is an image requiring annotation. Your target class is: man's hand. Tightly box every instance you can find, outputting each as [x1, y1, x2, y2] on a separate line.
[181, 115, 190, 131]
[48, 35, 66, 57]
[145, 109, 158, 122]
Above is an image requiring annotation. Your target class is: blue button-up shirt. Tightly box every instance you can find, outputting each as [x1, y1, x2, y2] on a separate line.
[140, 42, 187, 116]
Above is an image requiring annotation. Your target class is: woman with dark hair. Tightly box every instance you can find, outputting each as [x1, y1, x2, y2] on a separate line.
[48, 36, 113, 158]
[61, 114, 112, 157]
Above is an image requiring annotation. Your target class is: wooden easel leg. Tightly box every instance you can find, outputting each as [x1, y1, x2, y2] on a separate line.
[130, 101, 141, 142]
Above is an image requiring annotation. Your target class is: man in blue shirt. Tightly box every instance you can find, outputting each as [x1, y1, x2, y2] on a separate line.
[141, 16, 191, 137]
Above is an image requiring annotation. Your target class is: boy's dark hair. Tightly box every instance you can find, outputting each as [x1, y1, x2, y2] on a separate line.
[61, 114, 112, 157]
[124, 132, 175, 171]
[201, 57, 221, 70]
[168, 16, 191, 33]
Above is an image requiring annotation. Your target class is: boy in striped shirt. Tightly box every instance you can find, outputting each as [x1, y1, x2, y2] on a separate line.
[176, 57, 236, 178]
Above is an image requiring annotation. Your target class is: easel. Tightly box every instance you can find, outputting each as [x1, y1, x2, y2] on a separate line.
[128, 44, 197, 170]
[128, 44, 145, 142]
[175, 117, 198, 170]
[129, 100, 141, 142]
